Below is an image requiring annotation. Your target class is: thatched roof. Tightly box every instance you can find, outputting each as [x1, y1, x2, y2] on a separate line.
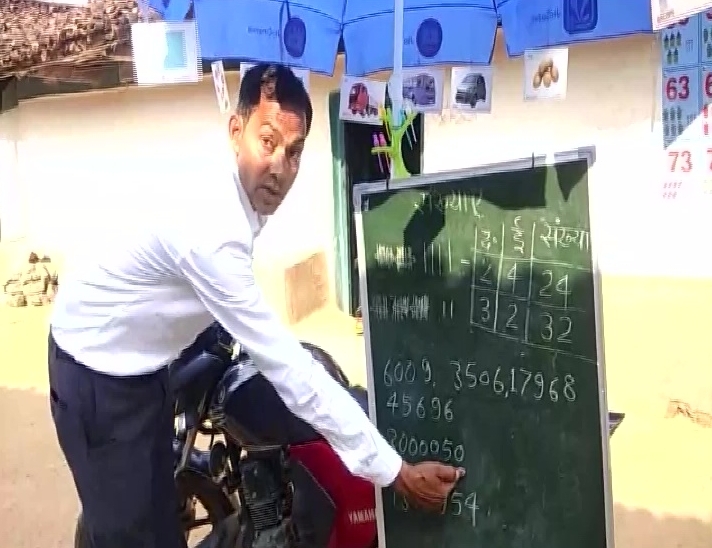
[0, 0, 144, 79]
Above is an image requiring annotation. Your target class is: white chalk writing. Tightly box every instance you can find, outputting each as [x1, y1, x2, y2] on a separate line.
[370, 294, 430, 322]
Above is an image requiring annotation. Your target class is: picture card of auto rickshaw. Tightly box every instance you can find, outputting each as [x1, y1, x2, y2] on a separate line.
[449, 65, 493, 113]
[239, 62, 311, 95]
[523, 47, 569, 101]
[131, 21, 201, 86]
[400, 67, 445, 113]
[339, 76, 387, 125]
[211, 60, 231, 114]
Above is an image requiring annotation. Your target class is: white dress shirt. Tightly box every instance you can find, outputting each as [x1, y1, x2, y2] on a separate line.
[50, 172, 402, 487]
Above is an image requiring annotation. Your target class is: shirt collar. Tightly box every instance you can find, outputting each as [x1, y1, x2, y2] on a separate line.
[233, 171, 266, 237]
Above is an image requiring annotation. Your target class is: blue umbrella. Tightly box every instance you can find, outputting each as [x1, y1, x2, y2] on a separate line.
[342, 0, 498, 76]
[149, 0, 499, 75]
[192, 0, 342, 75]
[496, 0, 652, 57]
[149, 0, 653, 75]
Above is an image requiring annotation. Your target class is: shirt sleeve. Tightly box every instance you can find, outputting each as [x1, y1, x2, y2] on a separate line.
[178, 239, 403, 487]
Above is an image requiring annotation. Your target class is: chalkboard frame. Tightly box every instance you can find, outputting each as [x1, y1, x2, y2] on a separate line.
[353, 146, 614, 548]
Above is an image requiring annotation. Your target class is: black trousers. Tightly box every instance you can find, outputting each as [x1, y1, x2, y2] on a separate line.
[48, 334, 187, 548]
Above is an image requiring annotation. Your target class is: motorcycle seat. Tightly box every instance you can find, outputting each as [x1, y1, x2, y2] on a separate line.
[347, 386, 369, 414]
[169, 351, 231, 397]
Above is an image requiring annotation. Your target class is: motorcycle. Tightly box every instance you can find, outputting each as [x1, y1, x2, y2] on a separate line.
[75, 323, 625, 548]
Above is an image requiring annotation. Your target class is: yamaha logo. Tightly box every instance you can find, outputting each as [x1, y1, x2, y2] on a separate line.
[347, 508, 376, 525]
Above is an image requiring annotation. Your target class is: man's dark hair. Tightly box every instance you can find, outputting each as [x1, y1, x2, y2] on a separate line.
[237, 63, 313, 136]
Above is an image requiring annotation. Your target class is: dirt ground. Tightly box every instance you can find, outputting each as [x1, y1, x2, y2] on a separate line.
[1, 300, 711, 547]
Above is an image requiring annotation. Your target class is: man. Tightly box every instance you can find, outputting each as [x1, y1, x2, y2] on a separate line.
[48, 63, 464, 548]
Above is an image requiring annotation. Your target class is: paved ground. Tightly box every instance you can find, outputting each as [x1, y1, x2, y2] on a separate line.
[1, 304, 711, 547]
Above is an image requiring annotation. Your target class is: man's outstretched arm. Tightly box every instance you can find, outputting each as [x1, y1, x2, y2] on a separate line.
[179, 238, 403, 487]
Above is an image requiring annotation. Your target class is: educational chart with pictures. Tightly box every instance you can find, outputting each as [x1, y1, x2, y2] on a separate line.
[660, 12, 712, 202]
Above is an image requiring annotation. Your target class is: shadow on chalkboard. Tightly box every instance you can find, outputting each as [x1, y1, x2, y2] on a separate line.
[471, 167, 548, 210]
[397, 161, 592, 255]
[375, 162, 585, 259]
[404, 202, 445, 254]
[555, 161, 586, 201]
[400, 168, 553, 255]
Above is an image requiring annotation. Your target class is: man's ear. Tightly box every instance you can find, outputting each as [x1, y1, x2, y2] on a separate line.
[228, 114, 243, 154]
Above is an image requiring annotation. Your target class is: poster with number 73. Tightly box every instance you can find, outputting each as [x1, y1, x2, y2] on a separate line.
[662, 145, 712, 201]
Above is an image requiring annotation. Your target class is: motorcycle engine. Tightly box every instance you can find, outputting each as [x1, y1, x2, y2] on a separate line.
[238, 446, 297, 548]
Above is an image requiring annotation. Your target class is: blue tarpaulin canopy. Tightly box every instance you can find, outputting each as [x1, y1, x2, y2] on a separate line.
[497, 0, 653, 56]
[150, 0, 653, 76]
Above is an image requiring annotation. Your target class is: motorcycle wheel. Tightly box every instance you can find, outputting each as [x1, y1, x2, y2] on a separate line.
[74, 470, 236, 547]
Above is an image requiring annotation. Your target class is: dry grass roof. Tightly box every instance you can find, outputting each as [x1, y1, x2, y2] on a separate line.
[0, 0, 143, 78]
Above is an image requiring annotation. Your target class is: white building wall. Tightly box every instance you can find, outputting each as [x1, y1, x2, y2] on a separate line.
[0, 107, 24, 242]
[9, 74, 336, 269]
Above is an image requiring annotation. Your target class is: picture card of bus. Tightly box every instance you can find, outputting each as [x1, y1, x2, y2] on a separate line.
[240, 63, 310, 95]
[450, 65, 493, 113]
[401, 67, 445, 113]
[339, 76, 387, 125]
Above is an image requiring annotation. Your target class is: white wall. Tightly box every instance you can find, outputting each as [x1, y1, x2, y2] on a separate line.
[5, 33, 694, 288]
[0, 108, 25, 242]
[11, 73, 336, 274]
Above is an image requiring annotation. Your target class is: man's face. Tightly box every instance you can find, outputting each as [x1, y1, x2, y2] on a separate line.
[229, 98, 306, 216]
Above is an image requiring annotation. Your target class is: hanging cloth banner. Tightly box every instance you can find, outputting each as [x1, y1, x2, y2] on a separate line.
[497, 0, 654, 57]
[192, 0, 340, 75]
[653, 0, 712, 29]
[148, 0, 341, 75]
[342, 1, 498, 77]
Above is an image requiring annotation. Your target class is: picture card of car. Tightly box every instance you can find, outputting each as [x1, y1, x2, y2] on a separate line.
[450, 66, 493, 113]
[400, 68, 445, 113]
[131, 21, 201, 86]
[211, 60, 231, 114]
[240, 62, 310, 95]
[339, 76, 387, 125]
[523, 47, 569, 101]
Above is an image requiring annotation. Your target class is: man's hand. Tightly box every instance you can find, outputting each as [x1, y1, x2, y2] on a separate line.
[393, 462, 465, 511]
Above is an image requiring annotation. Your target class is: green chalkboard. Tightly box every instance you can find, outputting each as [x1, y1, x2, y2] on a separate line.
[355, 149, 611, 548]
